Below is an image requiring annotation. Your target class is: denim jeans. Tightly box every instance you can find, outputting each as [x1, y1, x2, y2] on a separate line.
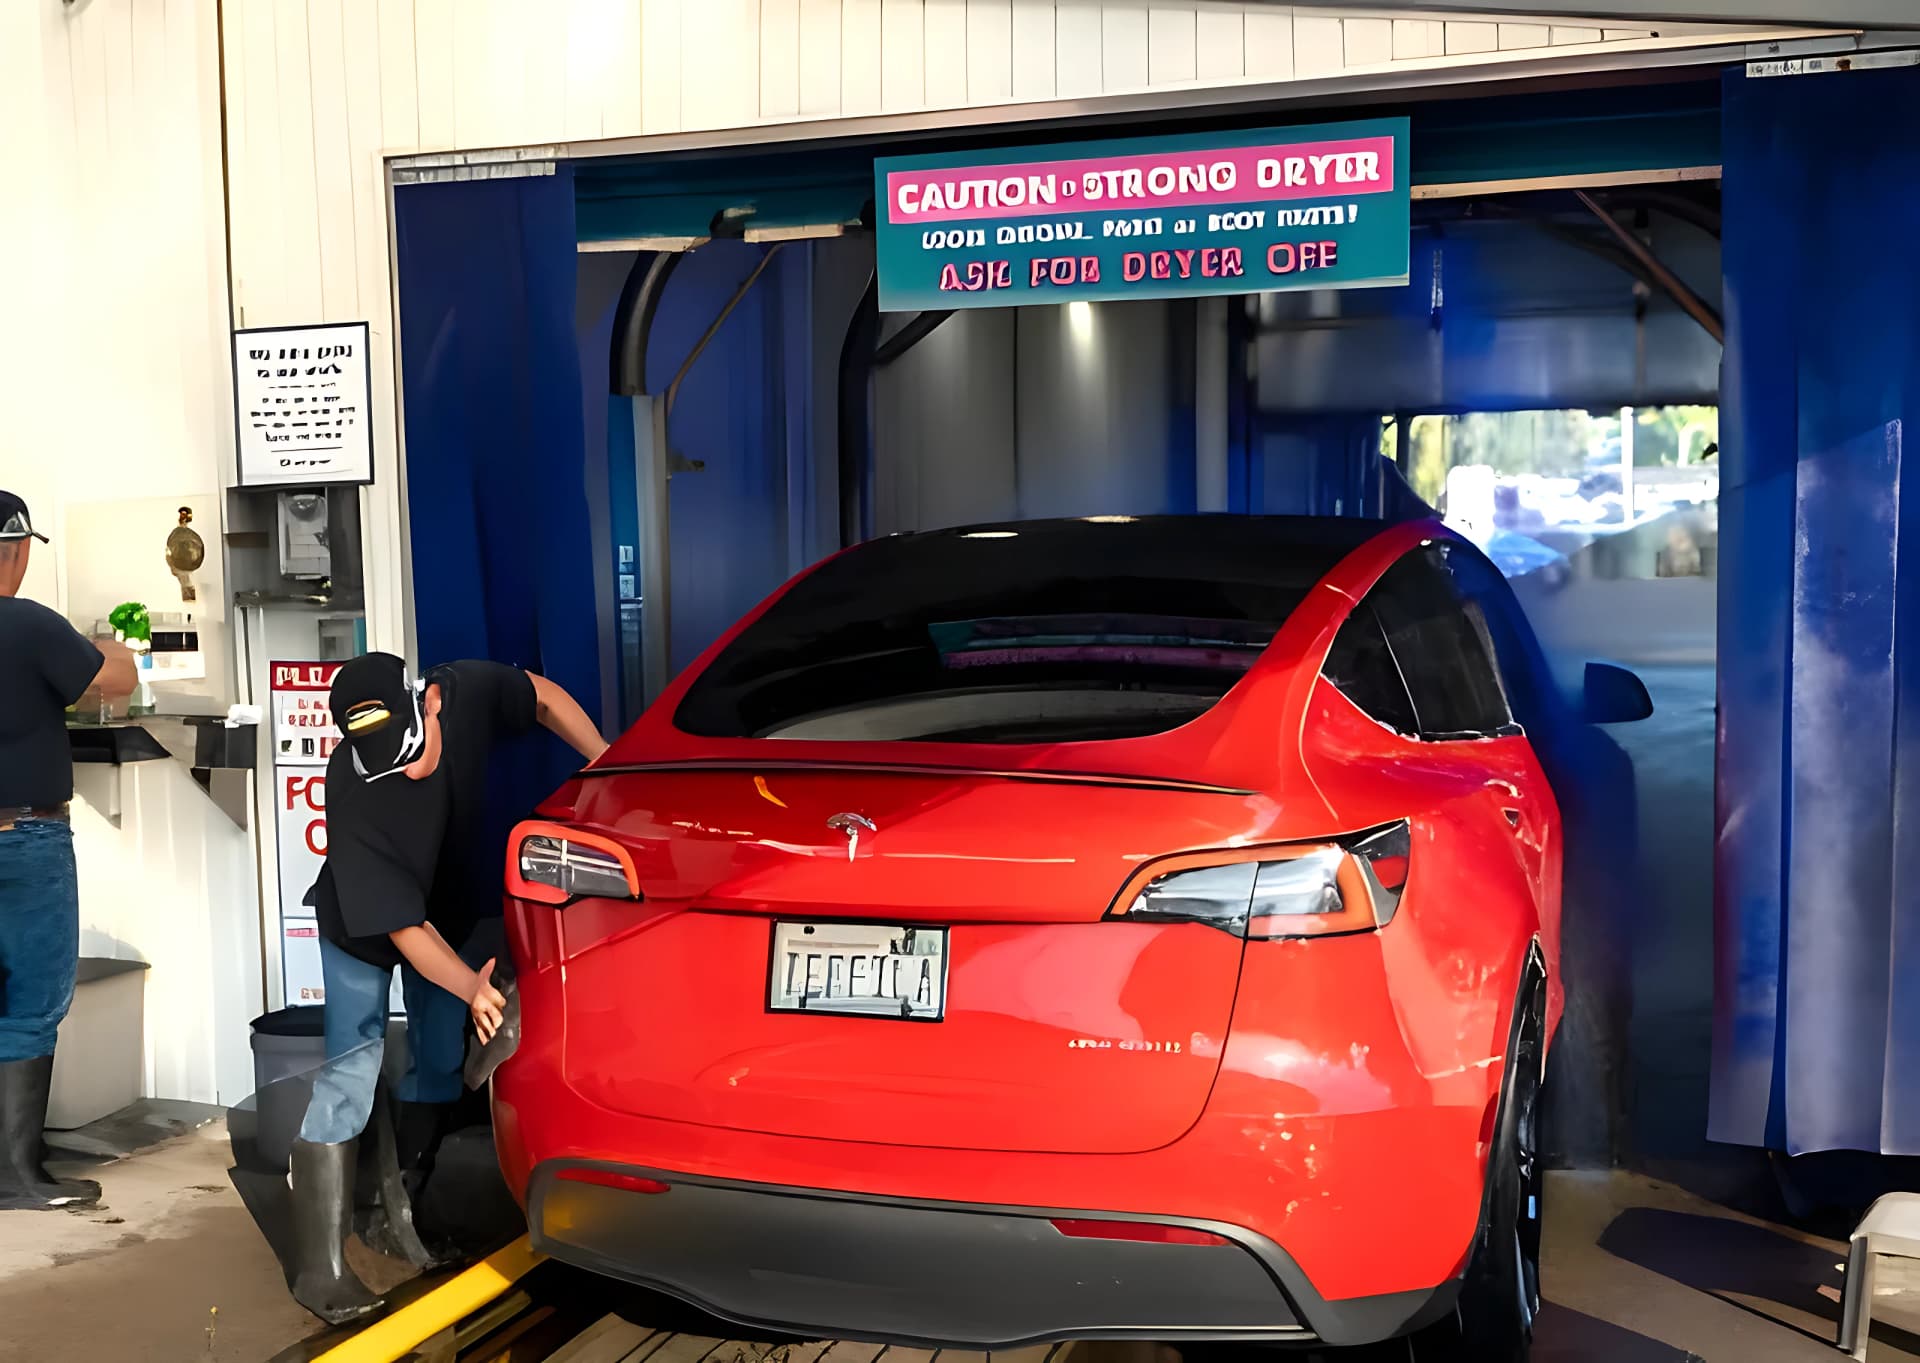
[0, 820, 80, 1063]
[297, 937, 472, 1145]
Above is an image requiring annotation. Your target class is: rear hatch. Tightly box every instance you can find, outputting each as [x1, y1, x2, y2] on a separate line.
[550, 766, 1264, 1155]
[544, 518, 1378, 1155]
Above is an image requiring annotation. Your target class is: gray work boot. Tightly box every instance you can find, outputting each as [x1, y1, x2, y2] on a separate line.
[286, 1138, 384, 1325]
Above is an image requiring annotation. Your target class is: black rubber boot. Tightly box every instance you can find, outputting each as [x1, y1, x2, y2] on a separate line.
[287, 1138, 384, 1326]
[0, 1055, 101, 1211]
[393, 1100, 454, 1176]
[360, 1101, 458, 1270]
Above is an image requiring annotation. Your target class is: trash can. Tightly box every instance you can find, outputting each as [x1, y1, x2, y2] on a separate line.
[244, 1006, 413, 1173]
[248, 1006, 325, 1173]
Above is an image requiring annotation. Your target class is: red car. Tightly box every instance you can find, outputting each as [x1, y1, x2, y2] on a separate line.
[491, 516, 1566, 1360]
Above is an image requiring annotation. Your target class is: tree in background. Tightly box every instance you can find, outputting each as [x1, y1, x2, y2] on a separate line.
[1388, 406, 1720, 504]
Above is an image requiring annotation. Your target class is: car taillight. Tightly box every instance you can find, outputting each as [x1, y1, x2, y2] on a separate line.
[1107, 820, 1410, 939]
[505, 820, 643, 906]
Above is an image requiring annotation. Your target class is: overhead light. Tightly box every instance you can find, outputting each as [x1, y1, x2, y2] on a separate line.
[1083, 515, 1137, 524]
[962, 530, 1018, 539]
[1068, 300, 1095, 342]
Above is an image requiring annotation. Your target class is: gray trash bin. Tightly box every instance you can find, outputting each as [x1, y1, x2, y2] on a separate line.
[248, 1006, 324, 1173]
[246, 1006, 413, 1173]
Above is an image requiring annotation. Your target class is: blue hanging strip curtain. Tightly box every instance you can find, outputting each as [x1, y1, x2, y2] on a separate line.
[1715, 63, 1920, 1155]
[393, 167, 604, 865]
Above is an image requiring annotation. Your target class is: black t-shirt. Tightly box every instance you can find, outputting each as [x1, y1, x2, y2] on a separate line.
[309, 660, 539, 970]
[0, 598, 104, 808]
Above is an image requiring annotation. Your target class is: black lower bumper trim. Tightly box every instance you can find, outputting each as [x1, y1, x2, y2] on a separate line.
[527, 1162, 1458, 1349]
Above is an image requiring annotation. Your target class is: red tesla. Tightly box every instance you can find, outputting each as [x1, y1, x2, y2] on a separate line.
[490, 515, 1577, 1359]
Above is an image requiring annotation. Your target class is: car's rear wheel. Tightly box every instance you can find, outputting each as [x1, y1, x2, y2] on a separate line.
[1413, 980, 1545, 1363]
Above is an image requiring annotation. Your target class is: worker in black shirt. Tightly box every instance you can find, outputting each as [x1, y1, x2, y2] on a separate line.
[0, 491, 137, 1211]
[284, 651, 605, 1323]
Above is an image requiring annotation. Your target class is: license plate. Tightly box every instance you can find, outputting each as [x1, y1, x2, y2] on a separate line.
[768, 920, 949, 1021]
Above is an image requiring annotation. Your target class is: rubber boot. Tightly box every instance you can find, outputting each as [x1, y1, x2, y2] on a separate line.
[0, 1056, 101, 1210]
[287, 1138, 384, 1326]
[360, 1101, 458, 1269]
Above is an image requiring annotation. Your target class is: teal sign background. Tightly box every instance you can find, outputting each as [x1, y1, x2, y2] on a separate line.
[874, 117, 1410, 312]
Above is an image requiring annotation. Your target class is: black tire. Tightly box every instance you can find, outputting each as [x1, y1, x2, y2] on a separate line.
[1412, 980, 1545, 1363]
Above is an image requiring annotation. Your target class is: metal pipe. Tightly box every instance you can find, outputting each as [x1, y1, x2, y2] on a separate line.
[610, 252, 682, 397]
[631, 394, 672, 705]
[872, 310, 954, 367]
[837, 273, 880, 548]
[1195, 297, 1230, 513]
[1574, 190, 1724, 344]
[665, 244, 788, 414]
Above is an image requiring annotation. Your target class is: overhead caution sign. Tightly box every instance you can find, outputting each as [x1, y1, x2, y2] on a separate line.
[874, 117, 1410, 312]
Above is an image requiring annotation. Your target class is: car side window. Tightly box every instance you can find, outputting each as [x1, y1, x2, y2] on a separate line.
[1322, 604, 1420, 736]
[1367, 547, 1516, 741]
[1437, 541, 1548, 732]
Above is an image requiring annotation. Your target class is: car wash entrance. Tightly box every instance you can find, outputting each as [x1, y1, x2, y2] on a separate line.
[379, 44, 1920, 1353]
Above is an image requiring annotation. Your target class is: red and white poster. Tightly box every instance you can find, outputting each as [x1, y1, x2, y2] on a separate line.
[271, 662, 341, 1005]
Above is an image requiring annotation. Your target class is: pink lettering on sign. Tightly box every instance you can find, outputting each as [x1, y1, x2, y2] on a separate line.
[1267, 241, 1341, 274]
[1119, 249, 1247, 283]
[887, 136, 1395, 226]
[939, 259, 1013, 293]
[1028, 256, 1102, 288]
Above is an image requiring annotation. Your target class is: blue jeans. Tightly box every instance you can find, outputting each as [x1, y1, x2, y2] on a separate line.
[298, 937, 471, 1145]
[0, 820, 79, 1063]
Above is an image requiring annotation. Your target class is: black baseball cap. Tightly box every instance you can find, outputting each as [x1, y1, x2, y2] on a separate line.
[330, 652, 427, 781]
[0, 491, 48, 544]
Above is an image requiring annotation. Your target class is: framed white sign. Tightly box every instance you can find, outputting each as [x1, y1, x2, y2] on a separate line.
[233, 322, 374, 487]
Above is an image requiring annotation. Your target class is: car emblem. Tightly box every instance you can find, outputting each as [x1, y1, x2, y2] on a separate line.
[826, 812, 876, 862]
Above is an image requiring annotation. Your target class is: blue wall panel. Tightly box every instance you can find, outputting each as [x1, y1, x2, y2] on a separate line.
[1715, 64, 1920, 1154]
[394, 170, 604, 858]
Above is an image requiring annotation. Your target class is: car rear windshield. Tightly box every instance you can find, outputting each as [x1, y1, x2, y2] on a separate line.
[674, 517, 1379, 744]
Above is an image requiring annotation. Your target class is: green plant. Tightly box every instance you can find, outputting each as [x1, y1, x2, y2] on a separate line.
[109, 601, 151, 643]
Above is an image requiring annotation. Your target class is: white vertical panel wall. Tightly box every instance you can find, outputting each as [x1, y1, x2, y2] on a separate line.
[1, 0, 257, 1106]
[207, 0, 1814, 663]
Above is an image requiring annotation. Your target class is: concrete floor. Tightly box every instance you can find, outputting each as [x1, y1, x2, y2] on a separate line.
[0, 1121, 413, 1363]
[4, 1120, 1917, 1363]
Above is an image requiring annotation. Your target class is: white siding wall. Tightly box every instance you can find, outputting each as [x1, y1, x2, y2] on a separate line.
[0, 0, 256, 1105]
[1, 0, 233, 608]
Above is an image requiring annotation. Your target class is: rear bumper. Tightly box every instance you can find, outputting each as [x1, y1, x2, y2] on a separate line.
[527, 1160, 1458, 1348]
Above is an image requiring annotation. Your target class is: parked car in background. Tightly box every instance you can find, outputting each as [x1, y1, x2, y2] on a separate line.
[486, 516, 1650, 1361]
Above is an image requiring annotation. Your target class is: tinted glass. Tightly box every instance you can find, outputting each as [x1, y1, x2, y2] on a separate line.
[1437, 540, 1554, 732]
[1369, 546, 1513, 739]
[675, 517, 1384, 743]
[1321, 604, 1419, 736]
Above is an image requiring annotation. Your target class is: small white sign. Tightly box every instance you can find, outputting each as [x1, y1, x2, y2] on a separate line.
[271, 661, 343, 766]
[234, 322, 374, 487]
[272, 661, 341, 1006]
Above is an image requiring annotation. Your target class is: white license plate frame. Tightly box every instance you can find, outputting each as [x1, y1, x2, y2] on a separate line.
[767, 920, 950, 1022]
